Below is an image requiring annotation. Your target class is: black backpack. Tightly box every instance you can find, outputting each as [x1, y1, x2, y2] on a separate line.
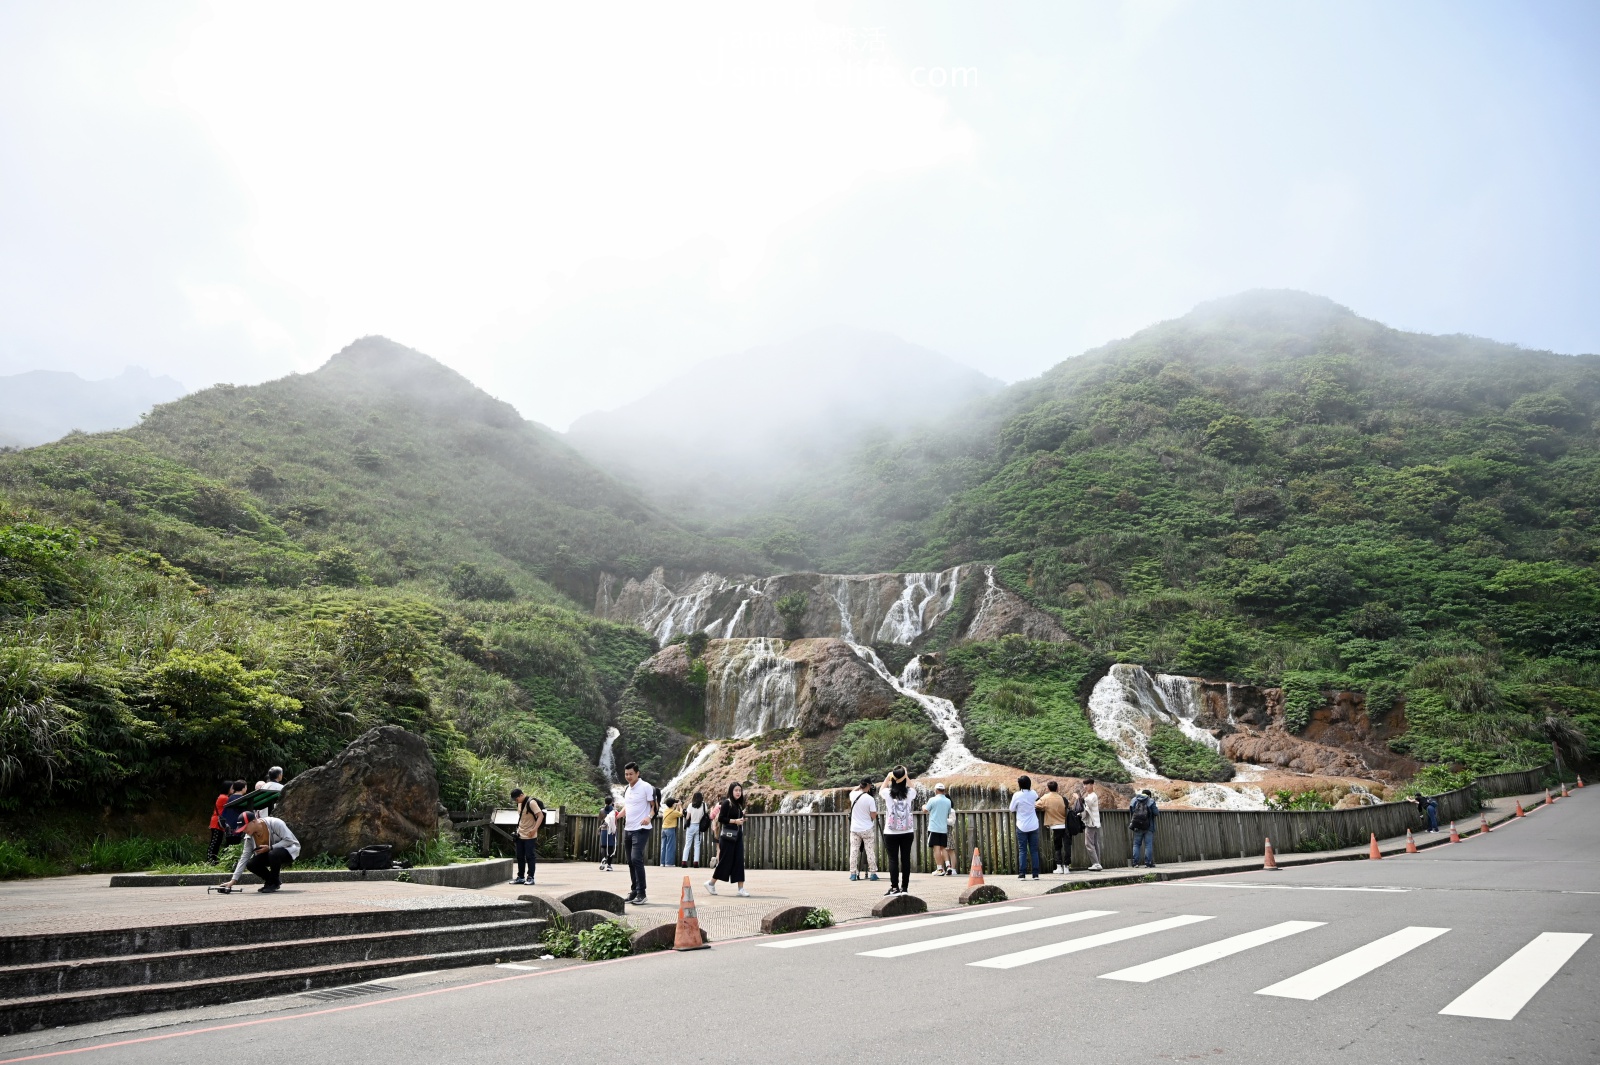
[1129, 797, 1152, 833]
[346, 844, 394, 871]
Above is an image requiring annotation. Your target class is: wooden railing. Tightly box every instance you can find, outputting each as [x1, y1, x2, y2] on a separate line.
[475, 763, 1555, 876]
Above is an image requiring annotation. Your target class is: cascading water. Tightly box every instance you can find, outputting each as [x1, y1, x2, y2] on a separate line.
[1087, 664, 1232, 779]
[1180, 782, 1267, 810]
[662, 741, 720, 798]
[874, 568, 960, 645]
[967, 565, 1003, 636]
[722, 600, 748, 639]
[704, 638, 800, 738]
[831, 577, 857, 642]
[597, 726, 623, 803]
[846, 642, 977, 775]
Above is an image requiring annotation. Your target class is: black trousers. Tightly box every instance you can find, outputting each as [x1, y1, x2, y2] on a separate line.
[885, 833, 913, 892]
[625, 829, 649, 897]
[1051, 827, 1070, 868]
[208, 828, 226, 864]
[515, 837, 538, 881]
[246, 844, 295, 888]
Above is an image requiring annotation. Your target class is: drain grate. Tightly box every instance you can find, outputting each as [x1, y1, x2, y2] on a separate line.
[301, 982, 399, 1001]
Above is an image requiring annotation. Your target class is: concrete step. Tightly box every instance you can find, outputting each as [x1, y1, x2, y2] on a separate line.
[0, 900, 534, 966]
[0, 942, 552, 1036]
[0, 917, 547, 999]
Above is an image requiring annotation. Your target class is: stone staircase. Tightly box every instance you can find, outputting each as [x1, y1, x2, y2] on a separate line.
[0, 900, 547, 1035]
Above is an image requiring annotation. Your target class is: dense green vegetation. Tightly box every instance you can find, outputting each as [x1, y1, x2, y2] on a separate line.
[732, 293, 1599, 777]
[821, 698, 945, 785]
[0, 340, 705, 857]
[1146, 725, 1233, 782]
[935, 637, 1127, 781]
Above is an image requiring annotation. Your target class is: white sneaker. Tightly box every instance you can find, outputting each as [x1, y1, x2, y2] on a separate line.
[1089, 863, 1102, 871]
[706, 880, 717, 895]
[736, 888, 750, 897]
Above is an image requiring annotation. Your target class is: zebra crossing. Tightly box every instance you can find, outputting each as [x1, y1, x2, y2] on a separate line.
[762, 905, 1593, 1020]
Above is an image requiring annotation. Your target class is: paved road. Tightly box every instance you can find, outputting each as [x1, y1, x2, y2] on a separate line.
[7, 793, 1595, 1065]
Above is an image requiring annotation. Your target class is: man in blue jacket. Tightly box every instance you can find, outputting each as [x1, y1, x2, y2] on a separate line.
[1129, 789, 1159, 868]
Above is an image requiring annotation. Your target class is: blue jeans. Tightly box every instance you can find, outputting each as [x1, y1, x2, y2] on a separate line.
[1426, 807, 1439, 832]
[600, 832, 615, 863]
[1017, 828, 1041, 876]
[683, 824, 702, 865]
[660, 828, 678, 866]
[1131, 829, 1155, 866]
[625, 829, 649, 897]
[514, 837, 538, 880]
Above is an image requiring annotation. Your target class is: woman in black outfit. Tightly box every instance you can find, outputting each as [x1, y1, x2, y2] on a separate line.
[707, 782, 749, 897]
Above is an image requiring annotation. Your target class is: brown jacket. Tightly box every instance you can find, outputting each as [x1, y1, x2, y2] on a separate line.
[1035, 790, 1068, 828]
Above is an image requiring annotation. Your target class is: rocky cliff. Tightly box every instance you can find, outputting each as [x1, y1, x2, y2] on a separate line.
[596, 564, 1069, 648]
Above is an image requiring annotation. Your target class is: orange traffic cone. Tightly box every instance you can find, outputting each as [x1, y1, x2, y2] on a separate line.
[1263, 837, 1279, 870]
[1546, 788, 1554, 805]
[1449, 821, 1461, 843]
[1578, 776, 1585, 788]
[1515, 800, 1525, 818]
[1561, 781, 1570, 798]
[967, 847, 985, 888]
[1480, 812, 1491, 834]
[1405, 829, 1418, 853]
[1368, 832, 1383, 860]
[673, 876, 708, 951]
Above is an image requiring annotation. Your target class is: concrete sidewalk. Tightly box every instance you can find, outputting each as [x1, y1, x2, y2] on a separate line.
[0, 789, 1571, 945]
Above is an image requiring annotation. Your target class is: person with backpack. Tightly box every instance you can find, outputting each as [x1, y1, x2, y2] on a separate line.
[207, 779, 246, 864]
[509, 787, 544, 885]
[1035, 780, 1069, 875]
[926, 782, 955, 876]
[880, 766, 917, 896]
[847, 778, 880, 882]
[1010, 775, 1042, 879]
[659, 797, 682, 867]
[1129, 788, 1158, 868]
[683, 791, 709, 867]
[707, 782, 749, 896]
[1425, 794, 1439, 833]
[1079, 779, 1103, 871]
[599, 799, 617, 872]
[219, 810, 300, 893]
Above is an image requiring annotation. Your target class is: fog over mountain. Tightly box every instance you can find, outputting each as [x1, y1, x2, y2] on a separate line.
[0, 367, 187, 448]
[566, 326, 1000, 515]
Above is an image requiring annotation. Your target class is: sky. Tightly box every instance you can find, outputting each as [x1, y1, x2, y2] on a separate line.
[1, 1, 1597, 430]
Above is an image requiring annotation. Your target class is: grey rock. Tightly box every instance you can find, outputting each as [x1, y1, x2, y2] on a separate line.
[276, 726, 439, 858]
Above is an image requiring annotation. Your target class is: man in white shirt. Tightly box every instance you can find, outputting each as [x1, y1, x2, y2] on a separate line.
[1009, 775, 1042, 879]
[847, 778, 880, 882]
[619, 762, 657, 905]
[1080, 779, 1103, 871]
[255, 766, 285, 792]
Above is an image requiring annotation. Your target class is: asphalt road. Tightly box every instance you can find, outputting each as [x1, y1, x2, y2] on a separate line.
[10, 793, 1596, 1065]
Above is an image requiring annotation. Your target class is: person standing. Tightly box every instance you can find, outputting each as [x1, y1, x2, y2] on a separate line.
[509, 788, 544, 885]
[880, 766, 917, 896]
[683, 791, 708, 867]
[659, 797, 682, 867]
[1036, 780, 1069, 875]
[1080, 779, 1103, 871]
[255, 766, 285, 793]
[1010, 775, 1042, 879]
[599, 800, 618, 871]
[708, 782, 749, 896]
[1129, 788, 1158, 868]
[619, 762, 656, 905]
[218, 810, 299, 893]
[926, 782, 955, 876]
[207, 780, 245, 863]
[848, 778, 880, 882]
[1425, 794, 1439, 833]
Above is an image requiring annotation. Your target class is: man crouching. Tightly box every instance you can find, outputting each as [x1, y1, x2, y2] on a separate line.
[219, 810, 301, 893]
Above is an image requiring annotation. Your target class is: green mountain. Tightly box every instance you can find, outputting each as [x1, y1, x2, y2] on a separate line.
[733, 291, 1600, 777]
[0, 338, 749, 863]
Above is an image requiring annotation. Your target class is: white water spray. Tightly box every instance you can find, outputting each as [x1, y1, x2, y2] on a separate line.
[845, 643, 976, 775]
[663, 741, 720, 799]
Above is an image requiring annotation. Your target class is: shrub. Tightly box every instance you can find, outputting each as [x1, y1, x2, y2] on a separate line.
[775, 593, 808, 639]
[577, 919, 635, 960]
[543, 918, 579, 958]
[448, 562, 516, 602]
[802, 906, 836, 929]
[1146, 725, 1233, 782]
[823, 701, 943, 784]
[1265, 789, 1333, 811]
[1279, 672, 1330, 733]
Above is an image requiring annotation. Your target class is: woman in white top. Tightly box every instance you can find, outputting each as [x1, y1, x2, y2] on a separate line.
[880, 766, 917, 897]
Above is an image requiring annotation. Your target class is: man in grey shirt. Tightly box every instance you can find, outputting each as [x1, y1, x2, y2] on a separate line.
[220, 811, 301, 893]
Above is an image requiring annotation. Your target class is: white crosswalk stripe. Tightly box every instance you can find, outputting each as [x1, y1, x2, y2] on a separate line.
[761, 906, 1032, 948]
[969, 914, 1215, 970]
[1099, 921, 1325, 983]
[1255, 926, 1451, 1000]
[1438, 932, 1592, 1020]
[859, 910, 1115, 958]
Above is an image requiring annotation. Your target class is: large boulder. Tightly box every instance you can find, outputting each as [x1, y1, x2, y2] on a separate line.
[276, 726, 440, 857]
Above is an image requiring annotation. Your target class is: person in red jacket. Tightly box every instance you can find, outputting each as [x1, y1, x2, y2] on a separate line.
[208, 780, 246, 863]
